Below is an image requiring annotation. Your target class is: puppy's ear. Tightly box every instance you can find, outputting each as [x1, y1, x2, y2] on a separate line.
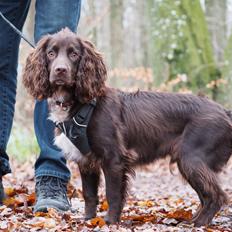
[75, 39, 107, 103]
[23, 35, 51, 100]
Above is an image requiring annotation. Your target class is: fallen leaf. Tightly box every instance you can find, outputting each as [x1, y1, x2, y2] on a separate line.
[3, 197, 23, 208]
[44, 218, 56, 229]
[0, 205, 6, 212]
[90, 217, 106, 228]
[99, 199, 109, 211]
[67, 183, 78, 199]
[62, 213, 71, 222]
[137, 200, 154, 207]
[0, 221, 8, 229]
[174, 198, 184, 205]
[25, 217, 46, 228]
[0, 207, 12, 216]
[162, 218, 178, 225]
[166, 209, 192, 221]
[26, 192, 36, 206]
[122, 214, 157, 223]
[47, 208, 61, 220]
[4, 186, 28, 197]
[34, 211, 49, 217]
[4, 187, 16, 197]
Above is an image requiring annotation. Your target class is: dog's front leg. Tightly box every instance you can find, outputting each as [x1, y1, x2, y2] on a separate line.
[102, 158, 129, 224]
[78, 164, 100, 220]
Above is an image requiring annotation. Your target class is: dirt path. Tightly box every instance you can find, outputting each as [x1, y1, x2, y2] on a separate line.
[1, 158, 232, 231]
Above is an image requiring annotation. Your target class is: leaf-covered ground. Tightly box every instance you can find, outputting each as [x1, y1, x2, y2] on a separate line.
[1, 158, 232, 231]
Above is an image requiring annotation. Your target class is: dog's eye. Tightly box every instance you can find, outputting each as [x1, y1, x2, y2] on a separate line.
[47, 51, 55, 59]
[70, 52, 78, 60]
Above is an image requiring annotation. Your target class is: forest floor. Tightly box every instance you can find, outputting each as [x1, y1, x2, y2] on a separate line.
[1, 158, 232, 232]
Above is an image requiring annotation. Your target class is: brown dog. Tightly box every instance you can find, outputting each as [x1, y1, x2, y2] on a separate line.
[23, 28, 232, 227]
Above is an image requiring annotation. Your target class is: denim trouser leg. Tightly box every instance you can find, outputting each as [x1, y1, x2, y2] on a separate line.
[0, 0, 31, 176]
[34, 0, 81, 182]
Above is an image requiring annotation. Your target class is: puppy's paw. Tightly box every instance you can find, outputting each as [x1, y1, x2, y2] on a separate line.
[104, 213, 120, 225]
[84, 213, 96, 221]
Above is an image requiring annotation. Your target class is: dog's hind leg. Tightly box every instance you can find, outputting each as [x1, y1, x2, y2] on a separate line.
[177, 154, 227, 227]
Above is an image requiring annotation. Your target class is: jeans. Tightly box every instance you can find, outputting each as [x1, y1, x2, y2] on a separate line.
[0, 0, 81, 181]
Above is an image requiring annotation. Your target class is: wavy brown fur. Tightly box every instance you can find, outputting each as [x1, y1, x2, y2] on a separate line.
[23, 28, 106, 102]
[23, 35, 52, 99]
[23, 28, 232, 227]
[75, 39, 107, 102]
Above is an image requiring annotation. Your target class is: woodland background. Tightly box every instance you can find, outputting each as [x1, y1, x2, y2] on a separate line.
[2, 1, 232, 231]
[9, 0, 232, 160]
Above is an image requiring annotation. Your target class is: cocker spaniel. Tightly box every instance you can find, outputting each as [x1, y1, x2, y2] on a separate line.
[23, 28, 232, 227]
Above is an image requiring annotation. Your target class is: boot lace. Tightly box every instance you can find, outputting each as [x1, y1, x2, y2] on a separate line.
[36, 176, 69, 203]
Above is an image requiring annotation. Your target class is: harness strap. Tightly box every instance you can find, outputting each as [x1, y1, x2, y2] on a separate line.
[56, 99, 96, 155]
[72, 99, 96, 126]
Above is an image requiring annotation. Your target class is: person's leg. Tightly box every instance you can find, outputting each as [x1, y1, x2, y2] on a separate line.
[0, 0, 31, 203]
[33, 0, 81, 212]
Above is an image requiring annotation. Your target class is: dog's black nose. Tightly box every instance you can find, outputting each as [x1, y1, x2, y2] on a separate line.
[55, 65, 67, 75]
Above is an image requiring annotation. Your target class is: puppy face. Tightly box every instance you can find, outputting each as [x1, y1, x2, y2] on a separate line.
[23, 28, 107, 103]
[46, 35, 82, 87]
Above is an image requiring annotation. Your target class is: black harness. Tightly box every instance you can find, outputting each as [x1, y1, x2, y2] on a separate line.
[56, 99, 96, 155]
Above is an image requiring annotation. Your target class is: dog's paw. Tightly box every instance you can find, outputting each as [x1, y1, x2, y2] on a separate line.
[84, 213, 96, 221]
[104, 214, 120, 224]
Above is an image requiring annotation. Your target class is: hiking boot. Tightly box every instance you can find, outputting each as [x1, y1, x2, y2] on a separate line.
[34, 176, 71, 212]
[0, 177, 5, 205]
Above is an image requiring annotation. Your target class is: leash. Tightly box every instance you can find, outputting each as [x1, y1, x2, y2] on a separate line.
[0, 11, 35, 48]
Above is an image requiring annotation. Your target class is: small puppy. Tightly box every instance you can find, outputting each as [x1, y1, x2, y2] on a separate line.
[23, 28, 232, 227]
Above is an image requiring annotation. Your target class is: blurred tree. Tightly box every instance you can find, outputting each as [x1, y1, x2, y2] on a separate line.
[222, 33, 232, 107]
[152, 0, 219, 97]
[110, 0, 123, 68]
[94, 0, 111, 67]
[89, 0, 97, 43]
[145, 0, 156, 68]
[117, 0, 156, 71]
[23, 0, 35, 42]
[205, 0, 227, 63]
[205, 0, 230, 104]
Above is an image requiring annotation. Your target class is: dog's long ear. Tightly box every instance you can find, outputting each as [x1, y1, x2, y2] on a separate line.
[23, 35, 51, 100]
[75, 39, 107, 103]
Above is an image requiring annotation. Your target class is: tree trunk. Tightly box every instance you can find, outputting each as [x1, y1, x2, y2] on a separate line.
[205, 0, 227, 63]
[109, 0, 123, 68]
[153, 0, 218, 97]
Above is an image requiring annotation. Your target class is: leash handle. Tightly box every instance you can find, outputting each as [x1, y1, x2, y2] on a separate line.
[0, 11, 35, 48]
